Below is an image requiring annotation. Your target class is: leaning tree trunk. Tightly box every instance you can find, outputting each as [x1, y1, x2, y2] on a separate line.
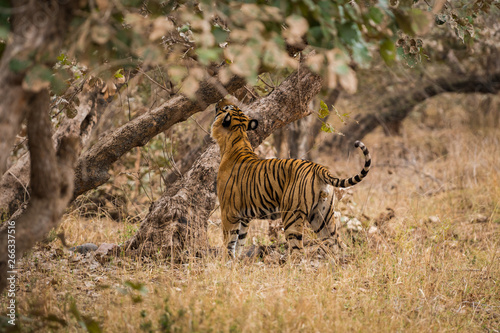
[322, 72, 500, 154]
[72, 75, 246, 199]
[124, 66, 323, 257]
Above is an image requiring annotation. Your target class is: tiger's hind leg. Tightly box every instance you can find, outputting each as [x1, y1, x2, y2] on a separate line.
[222, 217, 240, 258]
[282, 210, 306, 258]
[235, 219, 250, 257]
[310, 189, 345, 251]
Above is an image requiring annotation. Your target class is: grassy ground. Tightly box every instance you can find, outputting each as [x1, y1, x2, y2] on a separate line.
[1, 94, 499, 332]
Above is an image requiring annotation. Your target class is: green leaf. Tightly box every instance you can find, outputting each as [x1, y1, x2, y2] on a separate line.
[320, 122, 335, 133]
[179, 24, 190, 33]
[196, 48, 222, 65]
[307, 26, 324, 47]
[212, 26, 229, 45]
[368, 7, 384, 24]
[335, 64, 350, 75]
[351, 41, 371, 65]
[380, 39, 396, 65]
[9, 58, 32, 73]
[338, 22, 359, 45]
[57, 53, 68, 64]
[114, 69, 124, 79]
[318, 100, 329, 119]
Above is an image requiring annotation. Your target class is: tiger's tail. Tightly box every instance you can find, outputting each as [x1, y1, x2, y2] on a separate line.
[324, 141, 371, 188]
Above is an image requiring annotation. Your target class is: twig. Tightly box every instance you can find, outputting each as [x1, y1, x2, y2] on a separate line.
[138, 69, 171, 92]
[7, 170, 30, 201]
[189, 116, 211, 136]
[244, 85, 258, 100]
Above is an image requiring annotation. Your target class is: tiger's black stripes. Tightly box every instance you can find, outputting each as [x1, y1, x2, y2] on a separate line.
[211, 99, 372, 258]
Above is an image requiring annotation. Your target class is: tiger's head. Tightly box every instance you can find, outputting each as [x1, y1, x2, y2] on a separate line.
[211, 99, 258, 150]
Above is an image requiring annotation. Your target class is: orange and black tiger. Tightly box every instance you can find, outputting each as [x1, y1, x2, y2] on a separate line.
[211, 99, 371, 258]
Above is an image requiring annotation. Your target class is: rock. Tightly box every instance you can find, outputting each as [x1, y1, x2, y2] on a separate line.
[428, 216, 440, 224]
[470, 214, 488, 223]
[69, 243, 98, 254]
[368, 226, 378, 234]
[95, 243, 119, 256]
[346, 218, 363, 232]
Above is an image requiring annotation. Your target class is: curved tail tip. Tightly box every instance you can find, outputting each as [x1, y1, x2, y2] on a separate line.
[354, 140, 361, 148]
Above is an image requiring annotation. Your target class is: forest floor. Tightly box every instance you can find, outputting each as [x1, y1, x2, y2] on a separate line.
[1, 94, 499, 332]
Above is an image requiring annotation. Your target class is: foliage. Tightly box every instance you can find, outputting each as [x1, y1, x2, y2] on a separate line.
[1, 0, 497, 101]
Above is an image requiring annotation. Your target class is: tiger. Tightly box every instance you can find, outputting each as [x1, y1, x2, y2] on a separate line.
[211, 99, 372, 258]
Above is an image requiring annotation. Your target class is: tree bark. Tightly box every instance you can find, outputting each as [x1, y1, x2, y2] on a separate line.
[322, 72, 500, 153]
[0, 90, 80, 293]
[124, 66, 322, 257]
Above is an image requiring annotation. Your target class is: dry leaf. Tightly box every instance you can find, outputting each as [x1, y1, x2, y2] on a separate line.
[91, 25, 111, 45]
[284, 15, 308, 46]
[150, 18, 174, 41]
[181, 75, 200, 99]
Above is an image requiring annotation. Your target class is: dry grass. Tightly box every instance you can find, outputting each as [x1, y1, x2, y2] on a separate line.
[1, 94, 499, 332]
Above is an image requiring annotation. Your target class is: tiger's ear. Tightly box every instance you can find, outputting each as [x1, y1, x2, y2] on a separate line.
[222, 113, 231, 127]
[248, 119, 258, 131]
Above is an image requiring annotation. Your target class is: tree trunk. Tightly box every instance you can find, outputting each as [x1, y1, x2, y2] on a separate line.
[0, 0, 81, 176]
[322, 72, 500, 154]
[0, 90, 80, 293]
[124, 66, 322, 257]
[0, 86, 102, 220]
